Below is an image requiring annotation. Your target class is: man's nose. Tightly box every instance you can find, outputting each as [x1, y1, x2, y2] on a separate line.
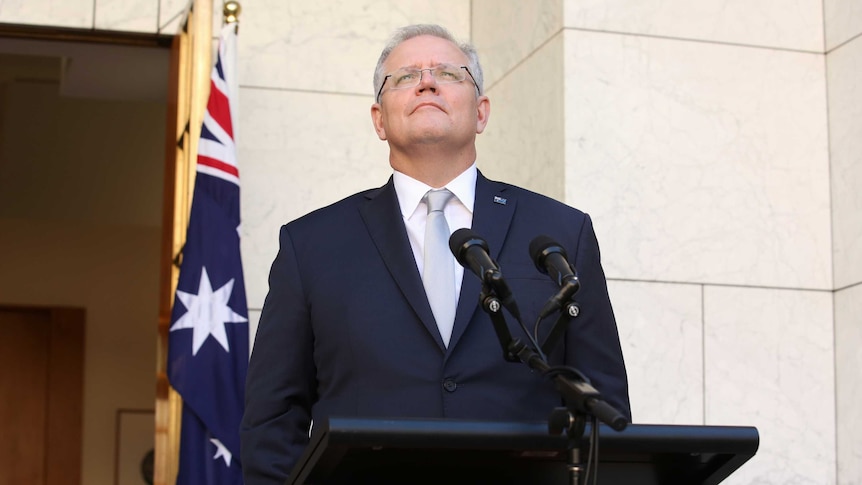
[416, 69, 438, 92]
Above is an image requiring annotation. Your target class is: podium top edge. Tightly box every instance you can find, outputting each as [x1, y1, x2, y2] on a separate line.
[322, 417, 759, 453]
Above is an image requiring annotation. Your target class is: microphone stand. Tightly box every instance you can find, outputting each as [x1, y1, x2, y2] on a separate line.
[476, 281, 627, 485]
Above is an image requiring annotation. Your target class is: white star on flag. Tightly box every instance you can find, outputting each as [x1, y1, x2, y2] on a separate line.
[210, 438, 233, 467]
[170, 266, 248, 355]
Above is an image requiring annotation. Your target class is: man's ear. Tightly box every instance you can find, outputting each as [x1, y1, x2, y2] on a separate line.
[475, 95, 490, 134]
[371, 103, 387, 140]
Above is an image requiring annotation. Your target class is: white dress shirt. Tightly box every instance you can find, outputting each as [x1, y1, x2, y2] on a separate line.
[392, 163, 477, 308]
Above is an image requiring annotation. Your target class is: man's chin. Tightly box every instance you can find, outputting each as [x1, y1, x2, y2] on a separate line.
[404, 123, 448, 142]
[411, 132, 451, 145]
[397, 123, 471, 147]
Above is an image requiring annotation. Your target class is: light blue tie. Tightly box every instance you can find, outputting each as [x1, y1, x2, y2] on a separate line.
[423, 189, 456, 347]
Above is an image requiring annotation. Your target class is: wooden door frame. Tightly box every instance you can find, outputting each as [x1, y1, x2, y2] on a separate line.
[155, 1, 214, 483]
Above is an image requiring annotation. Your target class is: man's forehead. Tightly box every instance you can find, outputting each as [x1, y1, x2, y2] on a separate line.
[385, 35, 468, 69]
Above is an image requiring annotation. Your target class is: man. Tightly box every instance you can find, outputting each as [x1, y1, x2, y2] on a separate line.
[241, 24, 630, 484]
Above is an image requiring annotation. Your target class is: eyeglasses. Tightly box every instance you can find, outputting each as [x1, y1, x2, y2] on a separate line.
[376, 64, 479, 103]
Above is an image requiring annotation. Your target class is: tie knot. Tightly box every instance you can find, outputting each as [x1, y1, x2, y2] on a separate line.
[425, 189, 453, 214]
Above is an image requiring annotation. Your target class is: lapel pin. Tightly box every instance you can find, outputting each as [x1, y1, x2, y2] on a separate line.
[493, 196, 507, 205]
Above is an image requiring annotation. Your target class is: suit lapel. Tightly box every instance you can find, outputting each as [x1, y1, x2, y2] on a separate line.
[359, 178, 444, 349]
[447, 172, 516, 352]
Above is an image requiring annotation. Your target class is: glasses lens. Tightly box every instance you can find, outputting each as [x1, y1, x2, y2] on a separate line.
[432, 65, 466, 84]
[391, 69, 420, 88]
[388, 64, 467, 90]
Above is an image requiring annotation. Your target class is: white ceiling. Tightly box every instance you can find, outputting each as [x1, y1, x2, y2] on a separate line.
[0, 36, 170, 101]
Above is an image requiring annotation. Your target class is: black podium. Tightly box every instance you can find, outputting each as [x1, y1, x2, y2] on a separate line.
[287, 417, 758, 484]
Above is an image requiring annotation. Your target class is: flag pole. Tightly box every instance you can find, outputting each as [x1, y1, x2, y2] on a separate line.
[222, 1, 241, 146]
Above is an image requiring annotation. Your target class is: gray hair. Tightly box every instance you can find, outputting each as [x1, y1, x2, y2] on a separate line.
[373, 24, 484, 101]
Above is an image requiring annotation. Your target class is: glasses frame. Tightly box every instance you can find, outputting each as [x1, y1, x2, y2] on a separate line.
[376, 65, 480, 103]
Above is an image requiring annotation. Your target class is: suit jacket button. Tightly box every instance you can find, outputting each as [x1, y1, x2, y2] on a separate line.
[442, 379, 457, 392]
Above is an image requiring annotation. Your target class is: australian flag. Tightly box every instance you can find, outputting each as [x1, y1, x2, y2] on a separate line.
[168, 24, 247, 485]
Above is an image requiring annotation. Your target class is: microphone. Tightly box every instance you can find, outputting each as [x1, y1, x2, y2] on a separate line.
[529, 235, 581, 319]
[449, 228, 520, 320]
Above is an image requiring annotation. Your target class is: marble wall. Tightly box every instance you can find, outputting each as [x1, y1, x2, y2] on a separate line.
[2, 0, 860, 483]
[836, 285, 862, 484]
[0, 0, 196, 34]
[826, 1, 862, 483]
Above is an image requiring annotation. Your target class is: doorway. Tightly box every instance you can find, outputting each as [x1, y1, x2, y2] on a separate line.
[0, 27, 170, 485]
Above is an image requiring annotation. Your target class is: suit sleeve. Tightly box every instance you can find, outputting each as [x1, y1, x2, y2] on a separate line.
[241, 225, 317, 485]
[565, 213, 632, 421]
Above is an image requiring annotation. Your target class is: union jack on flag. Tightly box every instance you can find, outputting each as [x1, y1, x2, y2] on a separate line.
[197, 30, 239, 186]
[168, 23, 248, 485]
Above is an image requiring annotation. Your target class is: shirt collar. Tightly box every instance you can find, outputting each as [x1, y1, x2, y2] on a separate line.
[393, 163, 477, 219]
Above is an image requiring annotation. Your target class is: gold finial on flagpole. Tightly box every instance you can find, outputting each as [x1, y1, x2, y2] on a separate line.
[224, 1, 241, 24]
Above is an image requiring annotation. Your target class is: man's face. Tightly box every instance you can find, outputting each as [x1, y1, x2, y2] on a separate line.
[371, 35, 489, 151]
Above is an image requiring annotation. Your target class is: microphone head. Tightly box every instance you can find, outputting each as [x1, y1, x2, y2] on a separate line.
[449, 228, 489, 267]
[529, 235, 568, 274]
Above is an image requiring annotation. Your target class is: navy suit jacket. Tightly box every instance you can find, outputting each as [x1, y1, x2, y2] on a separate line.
[240, 172, 630, 485]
